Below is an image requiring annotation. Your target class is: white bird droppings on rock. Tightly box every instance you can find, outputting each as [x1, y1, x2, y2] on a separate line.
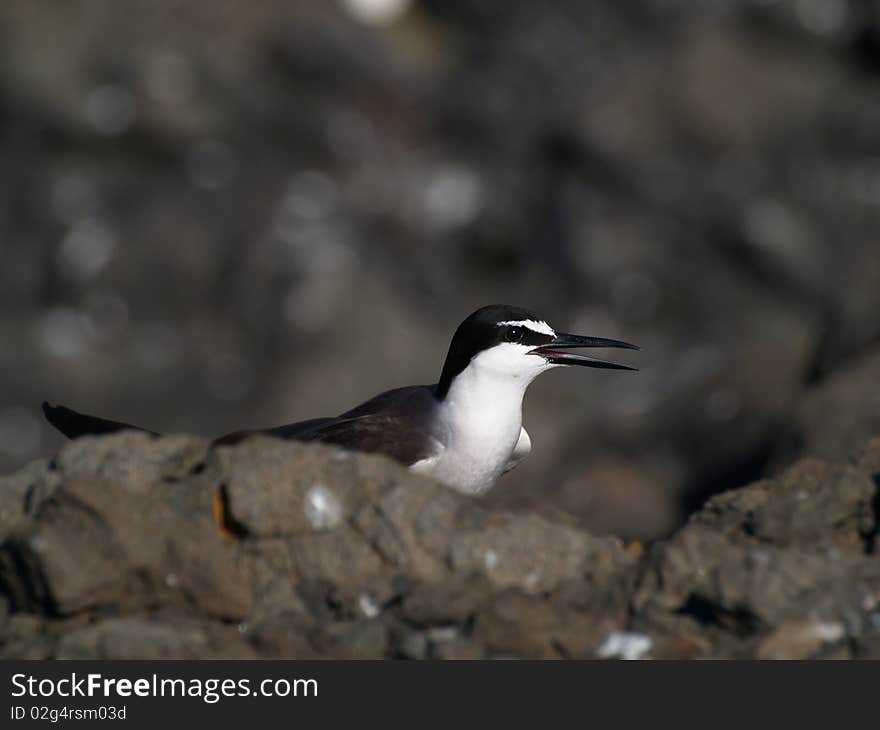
[358, 593, 381, 618]
[597, 632, 653, 660]
[483, 549, 499, 571]
[426, 626, 458, 642]
[304, 483, 343, 530]
[810, 622, 845, 643]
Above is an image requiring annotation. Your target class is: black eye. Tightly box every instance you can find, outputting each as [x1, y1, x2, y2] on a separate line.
[505, 326, 523, 342]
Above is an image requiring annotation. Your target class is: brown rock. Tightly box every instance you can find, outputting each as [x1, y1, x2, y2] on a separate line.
[0, 437, 252, 619]
[448, 512, 629, 595]
[695, 457, 877, 552]
[57, 432, 210, 494]
[472, 589, 619, 659]
[55, 617, 259, 660]
[756, 620, 847, 660]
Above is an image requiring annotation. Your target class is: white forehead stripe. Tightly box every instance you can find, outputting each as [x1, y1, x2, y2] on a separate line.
[496, 320, 555, 337]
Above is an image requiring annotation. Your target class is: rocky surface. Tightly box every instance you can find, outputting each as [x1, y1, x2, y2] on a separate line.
[1, 431, 877, 659]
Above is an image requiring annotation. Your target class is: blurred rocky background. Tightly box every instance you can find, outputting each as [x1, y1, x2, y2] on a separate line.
[2, 0, 880, 541]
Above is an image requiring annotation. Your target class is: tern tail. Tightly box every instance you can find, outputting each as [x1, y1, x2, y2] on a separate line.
[41, 402, 158, 440]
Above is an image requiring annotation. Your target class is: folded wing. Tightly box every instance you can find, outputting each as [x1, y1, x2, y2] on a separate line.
[42, 384, 442, 468]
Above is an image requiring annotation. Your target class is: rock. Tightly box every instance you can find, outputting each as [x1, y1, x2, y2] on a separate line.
[56, 617, 259, 660]
[219, 437, 457, 586]
[634, 523, 880, 633]
[472, 589, 619, 659]
[247, 577, 311, 627]
[57, 432, 210, 494]
[448, 512, 629, 595]
[324, 619, 388, 659]
[632, 451, 880, 655]
[0, 458, 60, 535]
[2, 429, 880, 659]
[0, 613, 53, 660]
[595, 631, 654, 660]
[216, 436, 389, 537]
[694, 457, 877, 552]
[857, 436, 880, 477]
[353, 475, 464, 580]
[400, 577, 491, 627]
[0, 437, 252, 619]
[396, 628, 429, 659]
[390, 623, 484, 659]
[756, 620, 847, 660]
[246, 616, 320, 659]
[430, 636, 484, 660]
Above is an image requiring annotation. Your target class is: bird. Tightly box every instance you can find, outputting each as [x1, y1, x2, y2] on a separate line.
[42, 304, 638, 496]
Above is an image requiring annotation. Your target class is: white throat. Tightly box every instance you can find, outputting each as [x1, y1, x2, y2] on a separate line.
[444, 360, 532, 437]
[421, 346, 553, 495]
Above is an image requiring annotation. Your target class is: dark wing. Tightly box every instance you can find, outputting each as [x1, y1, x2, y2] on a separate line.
[336, 386, 436, 419]
[214, 414, 437, 465]
[42, 402, 158, 439]
[219, 385, 443, 466]
[212, 418, 337, 446]
[293, 413, 440, 466]
[43, 385, 443, 467]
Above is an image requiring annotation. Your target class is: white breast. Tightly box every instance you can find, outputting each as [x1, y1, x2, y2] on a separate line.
[410, 421, 521, 495]
[409, 349, 545, 495]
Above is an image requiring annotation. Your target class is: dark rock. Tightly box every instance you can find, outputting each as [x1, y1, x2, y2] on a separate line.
[448, 512, 629, 595]
[473, 589, 620, 659]
[635, 524, 876, 632]
[0, 436, 252, 619]
[2, 428, 880, 659]
[631, 450, 880, 656]
[430, 636, 484, 660]
[694, 457, 877, 552]
[756, 620, 848, 660]
[55, 617, 259, 660]
[0, 613, 53, 660]
[246, 616, 320, 660]
[217, 436, 391, 537]
[57, 432, 210, 493]
[324, 619, 389, 659]
[0, 458, 60, 534]
[400, 577, 491, 627]
[857, 436, 880, 477]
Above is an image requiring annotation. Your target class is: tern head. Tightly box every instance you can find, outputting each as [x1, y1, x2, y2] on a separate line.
[435, 304, 639, 399]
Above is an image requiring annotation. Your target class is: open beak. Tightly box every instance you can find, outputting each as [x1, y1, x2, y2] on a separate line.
[529, 333, 639, 370]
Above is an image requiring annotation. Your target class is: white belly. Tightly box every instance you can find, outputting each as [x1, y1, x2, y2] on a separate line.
[412, 358, 537, 495]
[409, 423, 525, 496]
